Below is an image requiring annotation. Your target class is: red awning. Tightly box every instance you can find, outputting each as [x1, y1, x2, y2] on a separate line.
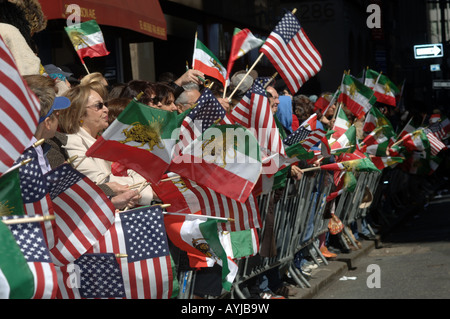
[40, 0, 167, 40]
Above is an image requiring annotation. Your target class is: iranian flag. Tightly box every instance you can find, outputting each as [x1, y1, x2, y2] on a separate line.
[319, 157, 381, 173]
[363, 105, 393, 132]
[365, 69, 399, 107]
[360, 126, 396, 157]
[86, 99, 183, 185]
[220, 228, 260, 260]
[371, 156, 404, 170]
[226, 28, 264, 79]
[331, 125, 356, 151]
[0, 220, 34, 299]
[65, 20, 110, 63]
[339, 74, 377, 119]
[193, 36, 227, 87]
[169, 124, 262, 203]
[163, 214, 238, 291]
[331, 106, 352, 140]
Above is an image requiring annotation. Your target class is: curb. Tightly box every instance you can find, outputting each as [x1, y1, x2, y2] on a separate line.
[290, 239, 378, 299]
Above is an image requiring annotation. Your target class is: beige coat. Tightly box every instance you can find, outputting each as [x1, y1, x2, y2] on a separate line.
[64, 127, 154, 206]
[0, 23, 41, 76]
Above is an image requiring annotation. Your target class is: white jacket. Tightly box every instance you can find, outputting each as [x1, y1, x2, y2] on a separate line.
[64, 127, 154, 205]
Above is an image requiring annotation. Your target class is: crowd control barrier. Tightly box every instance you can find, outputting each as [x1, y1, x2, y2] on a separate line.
[176, 169, 384, 299]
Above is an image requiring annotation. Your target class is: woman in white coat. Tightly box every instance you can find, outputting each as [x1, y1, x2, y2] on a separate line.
[58, 84, 155, 207]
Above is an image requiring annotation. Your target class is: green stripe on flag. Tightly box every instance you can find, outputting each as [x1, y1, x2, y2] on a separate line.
[0, 170, 25, 216]
[0, 221, 34, 299]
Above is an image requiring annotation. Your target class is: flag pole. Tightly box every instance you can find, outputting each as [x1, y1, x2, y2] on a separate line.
[163, 211, 234, 223]
[2, 215, 56, 225]
[3, 158, 32, 175]
[264, 72, 279, 89]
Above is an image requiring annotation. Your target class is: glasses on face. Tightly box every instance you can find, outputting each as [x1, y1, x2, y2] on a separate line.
[86, 101, 107, 110]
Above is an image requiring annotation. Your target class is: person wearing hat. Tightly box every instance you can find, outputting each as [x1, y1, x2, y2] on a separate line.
[24, 74, 71, 173]
[44, 64, 79, 96]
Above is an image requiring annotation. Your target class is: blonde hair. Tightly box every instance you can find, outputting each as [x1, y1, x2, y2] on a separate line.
[80, 72, 107, 86]
[59, 85, 92, 134]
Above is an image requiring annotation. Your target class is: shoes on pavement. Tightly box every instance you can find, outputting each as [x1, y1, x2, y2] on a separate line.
[259, 291, 286, 299]
[320, 246, 337, 258]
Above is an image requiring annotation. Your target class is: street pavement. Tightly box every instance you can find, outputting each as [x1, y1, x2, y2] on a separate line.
[292, 194, 450, 299]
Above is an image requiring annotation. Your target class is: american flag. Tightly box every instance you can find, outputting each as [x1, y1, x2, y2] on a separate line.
[87, 206, 176, 299]
[56, 253, 126, 299]
[260, 11, 322, 94]
[153, 173, 261, 232]
[4, 215, 58, 299]
[283, 126, 327, 152]
[0, 36, 40, 177]
[17, 147, 56, 250]
[425, 130, 447, 156]
[44, 163, 115, 266]
[226, 80, 286, 165]
[177, 88, 226, 151]
[427, 118, 450, 141]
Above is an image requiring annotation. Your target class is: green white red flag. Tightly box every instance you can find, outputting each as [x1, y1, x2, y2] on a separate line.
[319, 157, 381, 173]
[86, 99, 184, 185]
[169, 124, 262, 203]
[226, 28, 264, 80]
[371, 156, 404, 171]
[365, 69, 399, 107]
[64, 20, 110, 63]
[363, 105, 393, 133]
[220, 228, 259, 260]
[331, 106, 352, 140]
[339, 74, 377, 119]
[193, 36, 227, 87]
[163, 213, 238, 291]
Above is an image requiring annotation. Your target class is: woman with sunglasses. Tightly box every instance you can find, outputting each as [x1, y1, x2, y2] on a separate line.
[58, 84, 155, 208]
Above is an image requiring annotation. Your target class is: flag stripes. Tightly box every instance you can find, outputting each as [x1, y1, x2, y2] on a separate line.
[260, 11, 322, 94]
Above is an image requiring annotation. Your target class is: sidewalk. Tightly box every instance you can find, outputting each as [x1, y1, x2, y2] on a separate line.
[290, 238, 378, 299]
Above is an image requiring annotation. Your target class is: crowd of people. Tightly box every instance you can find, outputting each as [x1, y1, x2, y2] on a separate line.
[1, 0, 449, 300]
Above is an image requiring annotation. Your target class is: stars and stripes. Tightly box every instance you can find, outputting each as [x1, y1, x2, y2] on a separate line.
[44, 163, 115, 266]
[4, 215, 57, 299]
[88, 206, 176, 299]
[153, 173, 262, 232]
[177, 88, 226, 151]
[0, 36, 41, 177]
[16, 147, 55, 251]
[226, 80, 286, 168]
[74, 254, 126, 299]
[260, 11, 322, 94]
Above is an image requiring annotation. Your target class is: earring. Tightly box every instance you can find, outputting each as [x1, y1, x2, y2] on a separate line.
[79, 119, 84, 125]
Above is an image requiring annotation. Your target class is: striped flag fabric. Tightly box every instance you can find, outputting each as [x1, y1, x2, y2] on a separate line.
[193, 37, 227, 87]
[427, 117, 450, 141]
[260, 11, 322, 94]
[163, 213, 238, 291]
[64, 20, 110, 63]
[169, 124, 262, 203]
[225, 80, 286, 174]
[0, 36, 40, 178]
[153, 173, 262, 232]
[44, 163, 115, 266]
[86, 99, 184, 185]
[332, 107, 352, 140]
[56, 253, 126, 299]
[226, 28, 264, 79]
[425, 130, 447, 156]
[16, 147, 56, 250]
[176, 88, 226, 152]
[3, 215, 58, 299]
[365, 69, 400, 107]
[0, 218, 35, 299]
[87, 206, 178, 299]
[363, 105, 393, 133]
[339, 74, 377, 119]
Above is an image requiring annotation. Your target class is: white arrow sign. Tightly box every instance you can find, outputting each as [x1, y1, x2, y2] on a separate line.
[414, 44, 444, 59]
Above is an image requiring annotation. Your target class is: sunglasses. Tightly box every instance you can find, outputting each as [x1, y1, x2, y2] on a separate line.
[86, 101, 107, 110]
